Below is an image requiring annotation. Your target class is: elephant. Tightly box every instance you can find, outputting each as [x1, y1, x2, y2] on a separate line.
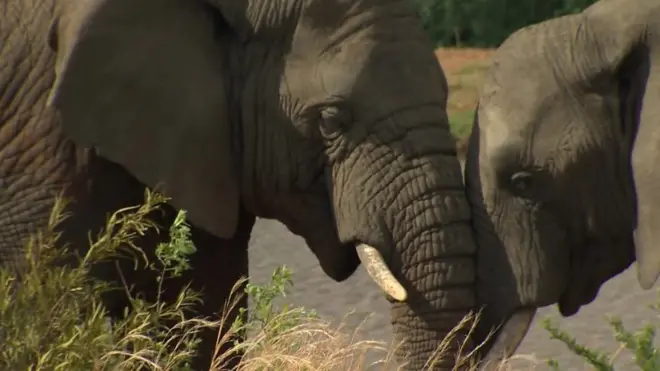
[463, 0, 660, 355]
[1, 0, 535, 369]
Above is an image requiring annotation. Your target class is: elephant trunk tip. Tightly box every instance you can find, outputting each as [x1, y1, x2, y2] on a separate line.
[390, 309, 480, 371]
[475, 307, 536, 369]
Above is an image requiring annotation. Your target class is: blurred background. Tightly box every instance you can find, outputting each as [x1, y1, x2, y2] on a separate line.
[413, 0, 597, 48]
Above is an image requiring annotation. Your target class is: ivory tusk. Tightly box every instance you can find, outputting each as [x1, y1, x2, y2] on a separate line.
[355, 243, 408, 301]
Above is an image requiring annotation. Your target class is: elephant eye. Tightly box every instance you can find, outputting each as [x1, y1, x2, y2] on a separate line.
[319, 105, 350, 138]
[510, 171, 534, 196]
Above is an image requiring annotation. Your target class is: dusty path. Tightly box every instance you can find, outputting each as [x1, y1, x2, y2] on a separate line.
[248, 218, 658, 370]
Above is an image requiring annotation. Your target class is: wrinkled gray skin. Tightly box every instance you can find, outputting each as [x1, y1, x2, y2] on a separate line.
[465, 0, 660, 351]
[0, 0, 512, 369]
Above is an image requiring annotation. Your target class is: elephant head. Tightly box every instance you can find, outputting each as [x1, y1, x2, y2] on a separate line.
[35, 0, 537, 368]
[464, 0, 659, 349]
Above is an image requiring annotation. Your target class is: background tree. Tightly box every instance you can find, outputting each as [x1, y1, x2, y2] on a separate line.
[412, 0, 598, 47]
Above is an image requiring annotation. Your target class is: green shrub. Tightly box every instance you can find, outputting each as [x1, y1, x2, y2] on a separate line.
[0, 191, 216, 370]
[0, 191, 398, 371]
[412, 0, 598, 47]
[542, 296, 660, 370]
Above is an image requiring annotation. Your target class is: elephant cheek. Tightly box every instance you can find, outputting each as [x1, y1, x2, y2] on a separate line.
[559, 235, 634, 316]
[247, 192, 361, 282]
[476, 201, 571, 306]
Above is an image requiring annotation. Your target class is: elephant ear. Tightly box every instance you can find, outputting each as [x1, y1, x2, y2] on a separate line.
[581, 2, 660, 289]
[48, 0, 241, 238]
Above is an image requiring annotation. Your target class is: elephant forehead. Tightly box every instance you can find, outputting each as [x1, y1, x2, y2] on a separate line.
[478, 105, 527, 154]
[480, 106, 511, 148]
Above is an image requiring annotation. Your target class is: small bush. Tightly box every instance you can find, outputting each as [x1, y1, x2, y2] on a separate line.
[0, 189, 487, 370]
[224, 267, 397, 371]
[227, 267, 483, 370]
[542, 298, 660, 371]
[0, 190, 219, 370]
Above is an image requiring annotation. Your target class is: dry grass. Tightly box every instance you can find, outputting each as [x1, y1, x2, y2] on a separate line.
[211, 280, 540, 371]
[230, 312, 397, 370]
[223, 312, 541, 371]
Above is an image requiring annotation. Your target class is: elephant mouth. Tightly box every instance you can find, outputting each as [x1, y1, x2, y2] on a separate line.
[557, 237, 618, 317]
[557, 245, 602, 316]
[558, 280, 601, 316]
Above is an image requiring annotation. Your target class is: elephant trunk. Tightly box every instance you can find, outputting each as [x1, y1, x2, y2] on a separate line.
[463, 124, 536, 367]
[387, 198, 478, 370]
[330, 106, 488, 369]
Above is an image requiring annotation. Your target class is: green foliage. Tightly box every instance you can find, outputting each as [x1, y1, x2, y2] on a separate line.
[0, 190, 326, 370]
[543, 294, 660, 370]
[241, 266, 317, 332]
[411, 0, 599, 47]
[448, 110, 475, 138]
[151, 209, 197, 280]
[0, 191, 217, 371]
[230, 266, 318, 353]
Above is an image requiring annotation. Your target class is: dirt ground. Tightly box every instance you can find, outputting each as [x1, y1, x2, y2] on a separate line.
[436, 48, 494, 109]
[435, 48, 494, 75]
[434, 47, 495, 137]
